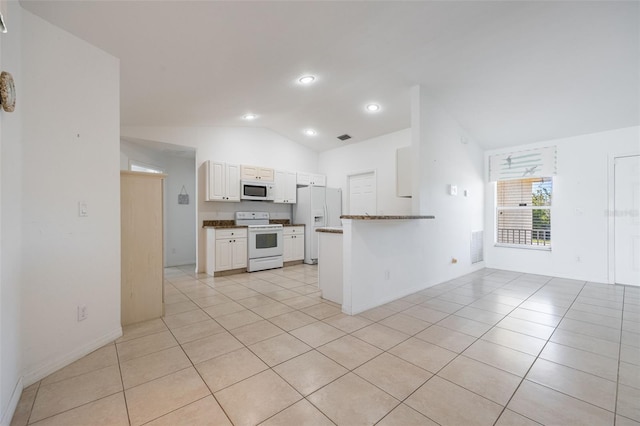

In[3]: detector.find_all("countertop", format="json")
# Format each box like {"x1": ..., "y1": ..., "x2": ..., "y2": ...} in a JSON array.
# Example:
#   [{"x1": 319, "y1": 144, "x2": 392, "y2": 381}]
[
  {"x1": 340, "y1": 215, "x2": 435, "y2": 220},
  {"x1": 203, "y1": 220, "x2": 304, "y2": 229},
  {"x1": 316, "y1": 227, "x2": 343, "y2": 234}
]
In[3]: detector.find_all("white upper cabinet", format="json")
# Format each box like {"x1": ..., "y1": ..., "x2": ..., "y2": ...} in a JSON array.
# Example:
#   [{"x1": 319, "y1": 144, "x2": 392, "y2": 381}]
[
  {"x1": 206, "y1": 161, "x2": 240, "y2": 202},
  {"x1": 274, "y1": 170, "x2": 297, "y2": 204},
  {"x1": 241, "y1": 165, "x2": 275, "y2": 182},
  {"x1": 296, "y1": 172, "x2": 326, "y2": 187}
]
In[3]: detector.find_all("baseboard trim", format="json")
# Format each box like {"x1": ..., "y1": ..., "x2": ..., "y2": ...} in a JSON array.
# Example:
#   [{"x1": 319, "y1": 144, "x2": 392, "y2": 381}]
[
  {"x1": 347, "y1": 281, "x2": 429, "y2": 315},
  {"x1": 0, "y1": 377, "x2": 23, "y2": 426},
  {"x1": 22, "y1": 327, "x2": 122, "y2": 387}
]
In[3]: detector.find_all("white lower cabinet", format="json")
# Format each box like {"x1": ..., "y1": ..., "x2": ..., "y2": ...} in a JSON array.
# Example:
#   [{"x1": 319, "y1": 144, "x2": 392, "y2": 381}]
[
  {"x1": 207, "y1": 228, "x2": 247, "y2": 274},
  {"x1": 283, "y1": 226, "x2": 305, "y2": 262}
]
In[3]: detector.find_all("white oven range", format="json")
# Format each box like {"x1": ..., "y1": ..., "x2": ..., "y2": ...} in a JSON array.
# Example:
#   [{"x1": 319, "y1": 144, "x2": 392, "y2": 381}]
[{"x1": 235, "y1": 212, "x2": 283, "y2": 272}]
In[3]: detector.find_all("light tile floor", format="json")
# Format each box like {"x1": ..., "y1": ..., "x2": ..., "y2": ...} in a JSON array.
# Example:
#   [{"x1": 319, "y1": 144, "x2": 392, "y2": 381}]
[{"x1": 11, "y1": 265, "x2": 640, "y2": 425}]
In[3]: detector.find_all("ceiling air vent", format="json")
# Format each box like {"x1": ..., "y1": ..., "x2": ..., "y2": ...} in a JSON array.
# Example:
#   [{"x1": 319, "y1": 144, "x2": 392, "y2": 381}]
[{"x1": 337, "y1": 134, "x2": 351, "y2": 141}]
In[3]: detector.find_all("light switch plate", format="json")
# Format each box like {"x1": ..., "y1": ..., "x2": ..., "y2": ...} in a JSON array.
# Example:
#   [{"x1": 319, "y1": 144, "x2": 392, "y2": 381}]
[
  {"x1": 449, "y1": 185, "x2": 458, "y2": 196},
  {"x1": 78, "y1": 201, "x2": 88, "y2": 217}
]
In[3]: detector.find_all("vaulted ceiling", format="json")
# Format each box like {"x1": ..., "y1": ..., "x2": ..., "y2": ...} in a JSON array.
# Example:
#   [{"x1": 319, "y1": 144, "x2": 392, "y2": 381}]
[{"x1": 21, "y1": 1, "x2": 639, "y2": 151}]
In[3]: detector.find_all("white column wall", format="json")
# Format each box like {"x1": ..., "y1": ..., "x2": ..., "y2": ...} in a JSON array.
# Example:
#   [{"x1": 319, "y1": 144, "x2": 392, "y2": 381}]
[
  {"x1": 21, "y1": 9, "x2": 121, "y2": 386},
  {"x1": 411, "y1": 86, "x2": 486, "y2": 286},
  {"x1": 0, "y1": 2, "x2": 24, "y2": 423}
]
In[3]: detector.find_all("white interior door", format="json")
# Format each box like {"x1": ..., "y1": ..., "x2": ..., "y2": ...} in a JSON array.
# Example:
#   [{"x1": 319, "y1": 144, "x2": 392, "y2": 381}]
[
  {"x1": 348, "y1": 171, "x2": 376, "y2": 215},
  {"x1": 615, "y1": 155, "x2": 640, "y2": 286}
]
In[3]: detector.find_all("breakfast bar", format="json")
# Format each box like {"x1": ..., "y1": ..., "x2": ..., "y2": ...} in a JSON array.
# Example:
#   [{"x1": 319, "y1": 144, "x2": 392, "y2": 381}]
[{"x1": 317, "y1": 214, "x2": 435, "y2": 315}]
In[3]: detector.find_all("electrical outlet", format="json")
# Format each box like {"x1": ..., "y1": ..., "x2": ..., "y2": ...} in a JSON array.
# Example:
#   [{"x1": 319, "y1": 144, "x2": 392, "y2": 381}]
[
  {"x1": 77, "y1": 305, "x2": 87, "y2": 321},
  {"x1": 384, "y1": 270, "x2": 390, "y2": 280}
]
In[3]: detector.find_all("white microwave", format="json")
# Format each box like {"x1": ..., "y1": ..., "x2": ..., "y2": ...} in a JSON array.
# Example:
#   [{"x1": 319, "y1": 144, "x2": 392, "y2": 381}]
[{"x1": 240, "y1": 180, "x2": 275, "y2": 201}]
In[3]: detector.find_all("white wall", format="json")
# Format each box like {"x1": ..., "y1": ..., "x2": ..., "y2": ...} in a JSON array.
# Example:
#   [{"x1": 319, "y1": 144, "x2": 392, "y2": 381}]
[
  {"x1": 120, "y1": 140, "x2": 168, "y2": 172},
  {"x1": 121, "y1": 126, "x2": 319, "y2": 272},
  {"x1": 21, "y1": 9, "x2": 121, "y2": 386},
  {"x1": 0, "y1": 2, "x2": 23, "y2": 423},
  {"x1": 484, "y1": 126, "x2": 640, "y2": 283},
  {"x1": 120, "y1": 141, "x2": 197, "y2": 267},
  {"x1": 318, "y1": 128, "x2": 412, "y2": 215},
  {"x1": 164, "y1": 155, "x2": 197, "y2": 267},
  {"x1": 411, "y1": 86, "x2": 486, "y2": 286}
]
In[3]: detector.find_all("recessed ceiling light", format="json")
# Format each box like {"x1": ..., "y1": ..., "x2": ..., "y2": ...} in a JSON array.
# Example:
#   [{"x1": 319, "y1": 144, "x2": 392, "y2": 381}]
[
  {"x1": 366, "y1": 104, "x2": 381, "y2": 112},
  {"x1": 298, "y1": 75, "x2": 316, "y2": 85},
  {"x1": 304, "y1": 129, "x2": 317, "y2": 136},
  {"x1": 242, "y1": 113, "x2": 257, "y2": 120}
]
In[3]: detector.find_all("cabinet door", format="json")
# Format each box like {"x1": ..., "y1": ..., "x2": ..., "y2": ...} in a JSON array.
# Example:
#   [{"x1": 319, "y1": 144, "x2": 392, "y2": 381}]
[
  {"x1": 232, "y1": 238, "x2": 248, "y2": 269},
  {"x1": 274, "y1": 170, "x2": 297, "y2": 203},
  {"x1": 283, "y1": 235, "x2": 294, "y2": 262},
  {"x1": 258, "y1": 167, "x2": 275, "y2": 182},
  {"x1": 240, "y1": 165, "x2": 259, "y2": 181},
  {"x1": 284, "y1": 171, "x2": 297, "y2": 203},
  {"x1": 225, "y1": 163, "x2": 241, "y2": 201},
  {"x1": 207, "y1": 161, "x2": 226, "y2": 201},
  {"x1": 311, "y1": 174, "x2": 326, "y2": 187},
  {"x1": 292, "y1": 235, "x2": 305, "y2": 261},
  {"x1": 273, "y1": 170, "x2": 287, "y2": 203},
  {"x1": 215, "y1": 239, "x2": 233, "y2": 271},
  {"x1": 296, "y1": 172, "x2": 311, "y2": 186}
]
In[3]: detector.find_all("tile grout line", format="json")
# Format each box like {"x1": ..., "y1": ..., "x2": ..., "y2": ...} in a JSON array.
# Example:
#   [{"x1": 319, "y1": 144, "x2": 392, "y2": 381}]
[
  {"x1": 113, "y1": 341, "x2": 133, "y2": 426},
  {"x1": 379, "y1": 271, "x2": 528, "y2": 422},
  {"x1": 350, "y1": 270, "x2": 530, "y2": 424},
  {"x1": 163, "y1": 274, "x2": 253, "y2": 425},
  {"x1": 613, "y1": 284, "x2": 627, "y2": 425},
  {"x1": 489, "y1": 279, "x2": 630, "y2": 425},
  {"x1": 487, "y1": 277, "x2": 580, "y2": 425},
  {"x1": 23, "y1": 380, "x2": 40, "y2": 426},
  {"x1": 21, "y1": 266, "x2": 631, "y2": 425},
  {"x1": 387, "y1": 271, "x2": 528, "y2": 424},
  {"x1": 156, "y1": 269, "x2": 575, "y2": 424},
  {"x1": 165, "y1": 265, "x2": 331, "y2": 425}
]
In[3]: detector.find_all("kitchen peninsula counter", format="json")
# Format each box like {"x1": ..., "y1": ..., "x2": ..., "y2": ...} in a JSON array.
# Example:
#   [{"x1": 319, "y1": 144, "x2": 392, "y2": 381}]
[
  {"x1": 339, "y1": 214, "x2": 436, "y2": 315},
  {"x1": 316, "y1": 227, "x2": 343, "y2": 234},
  {"x1": 340, "y1": 215, "x2": 435, "y2": 220}
]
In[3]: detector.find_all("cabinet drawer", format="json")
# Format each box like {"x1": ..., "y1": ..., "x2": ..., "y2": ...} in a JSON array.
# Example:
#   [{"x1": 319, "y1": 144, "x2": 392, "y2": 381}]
[
  {"x1": 215, "y1": 228, "x2": 247, "y2": 239},
  {"x1": 284, "y1": 226, "x2": 304, "y2": 236}
]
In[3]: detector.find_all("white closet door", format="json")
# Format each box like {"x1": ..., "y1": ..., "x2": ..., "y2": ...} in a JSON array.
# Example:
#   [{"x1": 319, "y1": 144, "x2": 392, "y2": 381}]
[
  {"x1": 615, "y1": 155, "x2": 640, "y2": 286},
  {"x1": 348, "y1": 171, "x2": 376, "y2": 215}
]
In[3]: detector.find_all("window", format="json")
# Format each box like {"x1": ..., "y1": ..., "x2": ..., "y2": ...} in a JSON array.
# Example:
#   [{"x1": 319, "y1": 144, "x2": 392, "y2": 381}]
[
  {"x1": 129, "y1": 160, "x2": 163, "y2": 174},
  {"x1": 496, "y1": 177, "x2": 552, "y2": 248}
]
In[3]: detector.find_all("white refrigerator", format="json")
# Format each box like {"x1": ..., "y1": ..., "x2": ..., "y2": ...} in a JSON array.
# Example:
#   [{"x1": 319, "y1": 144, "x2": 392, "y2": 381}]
[{"x1": 293, "y1": 186, "x2": 342, "y2": 264}]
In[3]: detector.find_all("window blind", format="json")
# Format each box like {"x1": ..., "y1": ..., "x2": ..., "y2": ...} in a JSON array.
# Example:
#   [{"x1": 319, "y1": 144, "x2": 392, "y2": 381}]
[{"x1": 489, "y1": 146, "x2": 556, "y2": 182}]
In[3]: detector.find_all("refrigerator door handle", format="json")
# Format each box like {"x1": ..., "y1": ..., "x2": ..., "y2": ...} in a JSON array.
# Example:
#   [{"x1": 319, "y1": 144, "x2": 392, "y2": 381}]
[{"x1": 324, "y1": 205, "x2": 328, "y2": 227}]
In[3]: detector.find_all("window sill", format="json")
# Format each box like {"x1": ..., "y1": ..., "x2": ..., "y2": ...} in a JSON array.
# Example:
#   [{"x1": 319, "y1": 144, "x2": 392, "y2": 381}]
[{"x1": 494, "y1": 243, "x2": 551, "y2": 252}]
